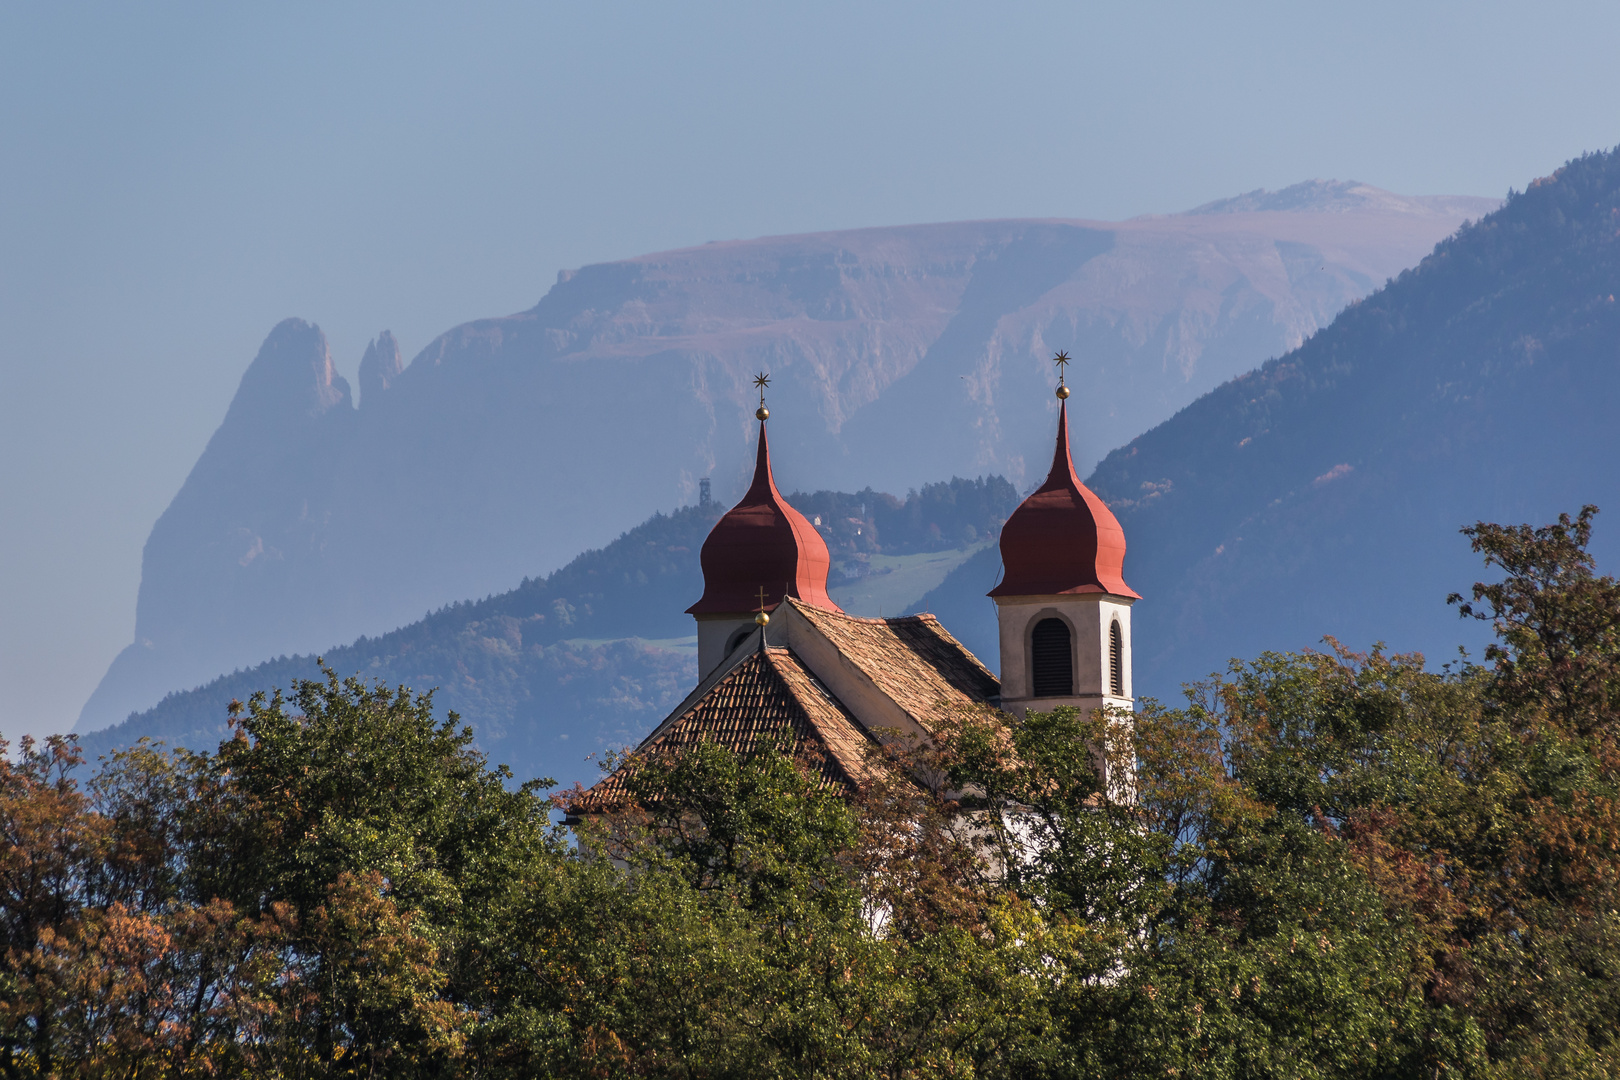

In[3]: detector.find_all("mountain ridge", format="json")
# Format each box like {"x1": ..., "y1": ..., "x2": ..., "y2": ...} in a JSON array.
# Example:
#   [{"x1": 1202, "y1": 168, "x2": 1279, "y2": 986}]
[
  {"x1": 78, "y1": 181, "x2": 1491, "y2": 733},
  {"x1": 1186, "y1": 178, "x2": 1494, "y2": 218},
  {"x1": 78, "y1": 478, "x2": 1020, "y2": 785},
  {"x1": 918, "y1": 150, "x2": 1620, "y2": 694}
]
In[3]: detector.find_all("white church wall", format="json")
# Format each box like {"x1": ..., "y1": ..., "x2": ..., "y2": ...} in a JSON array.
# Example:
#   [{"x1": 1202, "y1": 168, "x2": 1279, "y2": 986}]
[{"x1": 993, "y1": 593, "x2": 1135, "y2": 716}]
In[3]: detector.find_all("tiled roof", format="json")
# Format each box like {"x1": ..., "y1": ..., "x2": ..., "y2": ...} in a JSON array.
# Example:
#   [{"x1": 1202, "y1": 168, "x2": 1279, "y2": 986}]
[
  {"x1": 569, "y1": 646, "x2": 878, "y2": 814},
  {"x1": 786, "y1": 600, "x2": 1001, "y2": 730}
]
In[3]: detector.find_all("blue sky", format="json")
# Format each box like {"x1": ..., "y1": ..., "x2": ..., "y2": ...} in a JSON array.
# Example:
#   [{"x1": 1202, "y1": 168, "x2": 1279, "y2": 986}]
[{"x1": 3, "y1": 0, "x2": 1618, "y2": 736}]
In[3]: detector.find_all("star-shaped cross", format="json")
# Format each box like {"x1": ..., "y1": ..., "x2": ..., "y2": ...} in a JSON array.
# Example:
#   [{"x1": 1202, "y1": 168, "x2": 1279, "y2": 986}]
[
  {"x1": 1053, "y1": 350, "x2": 1071, "y2": 378},
  {"x1": 753, "y1": 372, "x2": 771, "y2": 392}
]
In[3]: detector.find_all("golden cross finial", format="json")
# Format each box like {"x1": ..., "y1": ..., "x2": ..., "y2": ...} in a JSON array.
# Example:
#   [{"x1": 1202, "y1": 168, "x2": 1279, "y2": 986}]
[
  {"x1": 754, "y1": 372, "x2": 771, "y2": 420},
  {"x1": 754, "y1": 585, "x2": 771, "y2": 627},
  {"x1": 1052, "y1": 350, "x2": 1072, "y2": 400}
]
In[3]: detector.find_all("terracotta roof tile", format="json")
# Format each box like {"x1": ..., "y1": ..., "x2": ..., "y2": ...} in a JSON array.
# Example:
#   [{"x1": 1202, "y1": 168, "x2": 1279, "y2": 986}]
[
  {"x1": 570, "y1": 646, "x2": 878, "y2": 814},
  {"x1": 787, "y1": 600, "x2": 1001, "y2": 731}
]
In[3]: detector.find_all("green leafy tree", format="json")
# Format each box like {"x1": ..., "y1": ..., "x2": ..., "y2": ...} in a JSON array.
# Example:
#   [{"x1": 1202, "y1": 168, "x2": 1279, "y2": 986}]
[{"x1": 9, "y1": 508, "x2": 1620, "y2": 1078}]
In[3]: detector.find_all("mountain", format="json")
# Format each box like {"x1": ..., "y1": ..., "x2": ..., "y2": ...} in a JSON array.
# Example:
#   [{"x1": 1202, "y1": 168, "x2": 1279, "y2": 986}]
[
  {"x1": 78, "y1": 182, "x2": 1492, "y2": 733},
  {"x1": 1187, "y1": 178, "x2": 1492, "y2": 218},
  {"x1": 79, "y1": 478, "x2": 1019, "y2": 785},
  {"x1": 87, "y1": 320, "x2": 359, "y2": 730},
  {"x1": 918, "y1": 150, "x2": 1620, "y2": 699}
]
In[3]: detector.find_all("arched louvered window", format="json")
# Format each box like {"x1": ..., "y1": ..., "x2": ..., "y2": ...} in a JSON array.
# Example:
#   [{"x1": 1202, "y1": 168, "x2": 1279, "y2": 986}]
[
  {"x1": 725, "y1": 626, "x2": 754, "y2": 656},
  {"x1": 1109, "y1": 620, "x2": 1124, "y2": 697},
  {"x1": 1031, "y1": 618, "x2": 1073, "y2": 697}
]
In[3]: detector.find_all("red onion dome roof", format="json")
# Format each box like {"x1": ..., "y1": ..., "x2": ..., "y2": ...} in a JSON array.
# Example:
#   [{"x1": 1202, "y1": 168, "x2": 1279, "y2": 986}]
[
  {"x1": 989, "y1": 400, "x2": 1139, "y2": 600},
  {"x1": 687, "y1": 421, "x2": 842, "y2": 616}
]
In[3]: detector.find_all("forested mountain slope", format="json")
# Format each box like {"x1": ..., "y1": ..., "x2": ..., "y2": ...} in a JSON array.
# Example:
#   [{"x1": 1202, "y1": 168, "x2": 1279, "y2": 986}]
[
  {"x1": 920, "y1": 150, "x2": 1620, "y2": 699},
  {"x1": 79, "y1": 183, "x2": 1487, "y2": 733},
  {"x1": 89, "y1": 147, "x2": 1620, "y2": 780},
  {"x1": 82, "y1": 479, "x2": 1017, "y2": 785}
]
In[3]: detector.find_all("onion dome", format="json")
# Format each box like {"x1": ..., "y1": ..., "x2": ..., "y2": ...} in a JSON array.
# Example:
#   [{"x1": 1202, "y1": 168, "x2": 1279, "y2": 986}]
[
  {"x1": 687, "y1": 421, "x2": 841, "y2": 615},
  {"x1": 989, "y1": 400, "x2": 1139, "y2": 599}
]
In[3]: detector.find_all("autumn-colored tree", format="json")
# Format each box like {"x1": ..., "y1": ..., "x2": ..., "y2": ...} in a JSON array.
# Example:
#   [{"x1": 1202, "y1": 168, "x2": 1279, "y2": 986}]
[
  {"x1": 1, "y1": 734, "x2": 106, "y2": 1076},
  {"x1": 7, "y1": 508, "x2": 1620, "y2": 1078},
  {"x1": 0, "y1": 670, "x2": 544, "y2": 1078},
  {"x1": 0, "y1": 736, "x2": 287, "y2": 1077}
]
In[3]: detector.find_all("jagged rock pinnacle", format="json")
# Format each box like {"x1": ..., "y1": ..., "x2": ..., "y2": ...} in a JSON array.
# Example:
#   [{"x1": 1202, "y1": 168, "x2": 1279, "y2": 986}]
[{"x1": 359, "y1": 330, "x2": 404, "y2": 405}]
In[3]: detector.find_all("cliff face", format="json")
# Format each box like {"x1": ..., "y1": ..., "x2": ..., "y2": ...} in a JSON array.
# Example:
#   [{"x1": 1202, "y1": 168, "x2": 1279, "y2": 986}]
[
  {"x1": 81, "y1": 320, "x2": 355, "y2": 728},
  {"x1": 78, "y1": 185, "x2": 1490, "y2": 731},
  {"x1": 357, "y1": 330, "x2": 403, "y2": 403}
]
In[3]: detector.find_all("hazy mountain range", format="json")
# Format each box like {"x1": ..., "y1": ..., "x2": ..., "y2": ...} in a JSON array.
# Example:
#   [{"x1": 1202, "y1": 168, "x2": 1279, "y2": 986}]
[
  {"x1": 92, "y1": 136, "x2": 1620, "y2": 789},
  {"x1": 77, "y1": 481, "x2": 1023, "y2": 783},
  {"x1": 78, "y1": 180, "x2": 1493, "y2": 734},
  {"x1": 921, "y1": 152, "x2": 1620, "y2": 695},
  {"x1": 89, "y1": 152, "x2": 1620, "y2": 791}
]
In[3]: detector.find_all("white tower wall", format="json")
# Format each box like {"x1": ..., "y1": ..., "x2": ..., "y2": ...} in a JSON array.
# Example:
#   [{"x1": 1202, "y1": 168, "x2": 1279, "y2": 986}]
[
  {"x1": 695, "y1": 614, "x2": 765, "y2": 680},
  {"x1": 993, "y1": 593, "x2": 1134, "y2": 717}
]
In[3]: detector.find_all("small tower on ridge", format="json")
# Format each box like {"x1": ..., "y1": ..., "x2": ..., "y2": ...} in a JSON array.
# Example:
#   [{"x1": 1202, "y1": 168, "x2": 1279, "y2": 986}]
[
  {"x1": 686, "y1": 374, "x2": 841, "y2": 678},
  {"x1": 989, "y1": 353, "x2": 1139, "y2": 717}
]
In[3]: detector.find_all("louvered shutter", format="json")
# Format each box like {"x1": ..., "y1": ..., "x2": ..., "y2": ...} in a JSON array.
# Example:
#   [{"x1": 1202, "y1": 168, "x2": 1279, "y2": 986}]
[
  {"x1": 1031, "y1": 618, "x2": 1073, "y2": 697},
  {"x1": 1109, "y1": 621, "x2": 1123, "y2": 696}
]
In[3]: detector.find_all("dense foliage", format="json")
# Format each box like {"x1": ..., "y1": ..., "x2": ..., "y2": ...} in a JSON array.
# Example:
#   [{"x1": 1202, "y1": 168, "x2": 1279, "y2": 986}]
[{"x1": 9, "y1": 505, "x2": 1620, "y2": 1077}]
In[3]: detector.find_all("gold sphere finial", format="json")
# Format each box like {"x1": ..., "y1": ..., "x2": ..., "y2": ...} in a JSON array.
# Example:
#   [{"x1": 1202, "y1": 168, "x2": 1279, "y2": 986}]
[
  {"x1": 755, "y1": 609, "x2": 770, "y2": 626},
  {"x1": 753, "y1": 372, "x2": 771, "y2": 422},
  {"x1": 1052, "y1": 350, "x2": 1072, "y2": 400},
  {"x1": 1056, "y1": 384, "x2": 1070, "y2": 399}
]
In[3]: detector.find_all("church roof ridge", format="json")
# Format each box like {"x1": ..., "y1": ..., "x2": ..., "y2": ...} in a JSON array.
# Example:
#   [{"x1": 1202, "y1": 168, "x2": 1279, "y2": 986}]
[
  {"x1": 780, "y1": 599, "x2": 947, "y2": 628},
  {"x1": 785, "y1": 598, "x2": 1000, "y2": 728}
]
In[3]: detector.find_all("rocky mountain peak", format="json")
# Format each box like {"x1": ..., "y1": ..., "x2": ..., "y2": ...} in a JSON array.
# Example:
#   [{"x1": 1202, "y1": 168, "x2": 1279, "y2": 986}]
[
  {"x1": 221, "y1": 318, "x2": 352, "y2": 430},
  {"x1": 76, "y1": 188, "x2": 1490, "y2": 735},
  {"x1": 358, "y1": 330, "x2": 404, "y2": 405},
  {"x1": 1186, "y1": 179, "x2": 1498, "y2": 219}
]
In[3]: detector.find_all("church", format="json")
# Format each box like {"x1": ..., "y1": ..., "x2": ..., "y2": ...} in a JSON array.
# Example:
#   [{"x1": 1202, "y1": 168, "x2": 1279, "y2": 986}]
[{"x1": 571, "y1": 361, "x2": 1138, "y2": 814}]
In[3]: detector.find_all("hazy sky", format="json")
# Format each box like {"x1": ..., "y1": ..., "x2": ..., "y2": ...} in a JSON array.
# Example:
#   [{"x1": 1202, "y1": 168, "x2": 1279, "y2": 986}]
[{"x1": 3, "y1": 0, "x2": 1618, "y2": 738}]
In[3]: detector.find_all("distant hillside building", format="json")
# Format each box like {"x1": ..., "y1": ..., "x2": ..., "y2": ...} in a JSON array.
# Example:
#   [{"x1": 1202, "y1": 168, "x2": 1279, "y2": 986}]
[{"x1": 571, "y1": 389, "x2": 1137, "y2": 814}]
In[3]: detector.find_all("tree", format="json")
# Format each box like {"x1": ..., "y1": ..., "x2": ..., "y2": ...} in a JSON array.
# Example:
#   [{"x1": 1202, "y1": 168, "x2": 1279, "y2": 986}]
[{"x1": 7, "y1": 508, "x2": 1620, "y2": 1077}]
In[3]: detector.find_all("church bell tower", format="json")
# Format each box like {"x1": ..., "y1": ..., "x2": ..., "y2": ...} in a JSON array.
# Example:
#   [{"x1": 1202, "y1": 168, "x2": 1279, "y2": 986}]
[{"x1": 989, "y1": 355, "x2": 1139, "y2": 718}]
